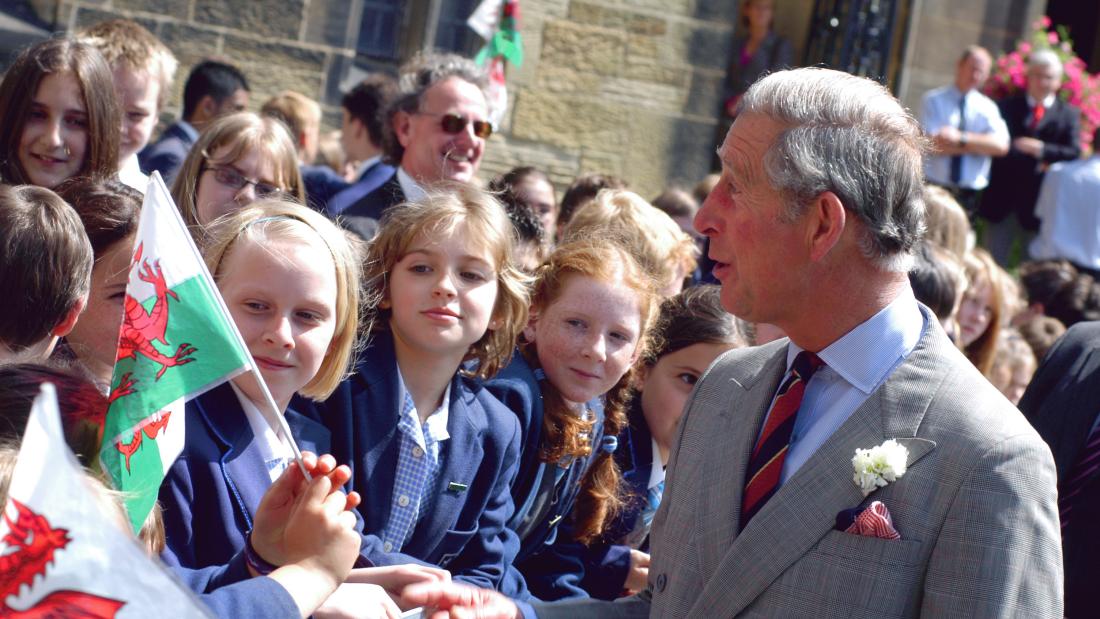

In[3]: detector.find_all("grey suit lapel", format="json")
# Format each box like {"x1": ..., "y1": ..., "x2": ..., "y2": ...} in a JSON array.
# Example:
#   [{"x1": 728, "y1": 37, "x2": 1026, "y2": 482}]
[
  {"x1": 694, "y1": 342, "x2": 788, "y2": 579},
  {"x1": 690, "y1": 313, "x2": 946, "y2": 617}
]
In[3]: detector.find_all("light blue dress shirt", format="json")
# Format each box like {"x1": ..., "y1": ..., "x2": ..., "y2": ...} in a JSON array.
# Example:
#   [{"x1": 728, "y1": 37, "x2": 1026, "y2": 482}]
[
  {"x1": 920, "y1": 85, "x2": 1008, "y2": 190},
  {"x1": 774, "y1": 289, "x2": 927, "y2": 485}
]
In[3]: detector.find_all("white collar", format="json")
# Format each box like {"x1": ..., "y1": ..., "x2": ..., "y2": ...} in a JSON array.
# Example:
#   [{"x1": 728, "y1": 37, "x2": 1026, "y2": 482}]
[{"x1": 397, "y1": 167, "x2": 428, "y2": 203}]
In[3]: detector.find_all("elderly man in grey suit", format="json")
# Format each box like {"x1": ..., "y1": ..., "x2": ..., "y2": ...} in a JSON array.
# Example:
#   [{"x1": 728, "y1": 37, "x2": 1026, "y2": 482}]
[{"x1": 404, "y1": 67, "x2": 1063, "y2": 618}]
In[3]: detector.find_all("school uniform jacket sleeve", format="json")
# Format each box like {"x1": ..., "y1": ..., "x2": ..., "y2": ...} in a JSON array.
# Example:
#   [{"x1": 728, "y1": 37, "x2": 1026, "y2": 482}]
[{"x1": 172, "y1": 558, "x2": 300, "y2": 618}]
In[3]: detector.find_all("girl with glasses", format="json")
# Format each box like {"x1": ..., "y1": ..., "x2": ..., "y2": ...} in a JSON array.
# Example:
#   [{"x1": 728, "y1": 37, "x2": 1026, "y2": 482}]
[{"x1": 171, "y1": 112, "x2": 305, "y2": 231}]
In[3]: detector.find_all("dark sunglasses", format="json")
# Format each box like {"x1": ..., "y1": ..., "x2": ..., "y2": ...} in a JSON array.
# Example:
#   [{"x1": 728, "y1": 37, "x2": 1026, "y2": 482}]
[
  {"x1": 203, "y1": 164, "x2": 284, "y2": 198},
  {"x1": 417, "y1": 112, "x2": 493, "y2": 139}
]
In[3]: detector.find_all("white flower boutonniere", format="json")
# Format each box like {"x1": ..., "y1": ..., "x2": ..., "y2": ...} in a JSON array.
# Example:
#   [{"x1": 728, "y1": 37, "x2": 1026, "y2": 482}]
[{"x1": 852, "y1": 439, "x2": 909, "y2": 496}]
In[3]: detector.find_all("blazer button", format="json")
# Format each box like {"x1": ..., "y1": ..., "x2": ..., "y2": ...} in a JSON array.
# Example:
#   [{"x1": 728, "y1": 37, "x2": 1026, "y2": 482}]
[{"x1": 655, "y1": 573, "x2": 667, "y2": 592}]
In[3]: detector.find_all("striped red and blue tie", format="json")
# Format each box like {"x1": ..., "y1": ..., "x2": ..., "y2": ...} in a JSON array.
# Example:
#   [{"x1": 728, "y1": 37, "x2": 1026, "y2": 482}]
[{"x1": 741, "y1": 351, "x2": 825, "y2": 528}]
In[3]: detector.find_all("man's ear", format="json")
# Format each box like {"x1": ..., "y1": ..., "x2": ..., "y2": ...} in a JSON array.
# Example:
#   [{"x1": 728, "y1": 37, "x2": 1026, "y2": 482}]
[
  {"x1": 51, "y1": 295, "x2": 87, "y2": 338},
  {"x1": 807, "y1": 191, "x2": 846, "y2": 262},
  {"x1": 194, "y1": 95, "x2": 218, "y2": 123},
  {"x1": 393, "y1": 110, "x2": 413, "y2": 149}
]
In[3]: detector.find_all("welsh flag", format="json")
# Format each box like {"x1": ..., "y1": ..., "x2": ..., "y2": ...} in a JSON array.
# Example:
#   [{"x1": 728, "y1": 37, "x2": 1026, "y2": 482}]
[
  {"x1": 1, "y1": 383, "x2": 212, "y2": 618},
  {"x1": 100, "y1": 172, "x2": 251, "y2": 532},
  {"x1": 468, "y1": 0, "x2": 523, "y2": 127}
]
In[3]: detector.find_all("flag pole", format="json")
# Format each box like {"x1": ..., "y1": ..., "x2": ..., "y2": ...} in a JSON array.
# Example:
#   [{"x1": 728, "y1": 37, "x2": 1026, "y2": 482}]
[{"x1": 148, "y1": 172, "x2": 312, "y2": 480}]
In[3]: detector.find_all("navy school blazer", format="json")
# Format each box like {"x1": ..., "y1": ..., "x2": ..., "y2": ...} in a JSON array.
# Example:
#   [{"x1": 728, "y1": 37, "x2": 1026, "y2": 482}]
[
  {"x1": 295, "y1": 329, "x2": 523, "y2": 591},
  {"x1": 158, "y1": 382, "x2": 332, "y2": 571},
  {"x1": 174, "y1": 556, "x2": 298, "y2": 617},
  {"x1": 482, "y1": 352, "x2": 608, "y2": 601}
]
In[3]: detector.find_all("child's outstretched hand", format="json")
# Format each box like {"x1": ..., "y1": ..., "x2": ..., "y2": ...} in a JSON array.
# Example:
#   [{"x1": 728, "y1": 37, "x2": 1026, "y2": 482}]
[
  {"x1": 252, "y1": 451, "x2": 361, "y2": 566},
  {"x1": 400, "y1": 582, "x2": 520, "y2": 619}
]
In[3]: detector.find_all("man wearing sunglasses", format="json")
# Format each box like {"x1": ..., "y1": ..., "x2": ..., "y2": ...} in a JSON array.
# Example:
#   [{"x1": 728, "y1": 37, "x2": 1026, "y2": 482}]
[{"x1": 339, "y1": 52, "x2": 492, "y2": 239}]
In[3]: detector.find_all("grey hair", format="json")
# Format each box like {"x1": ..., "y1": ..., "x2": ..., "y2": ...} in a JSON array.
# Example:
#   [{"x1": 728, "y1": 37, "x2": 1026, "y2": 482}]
[
  {"x1": 739, "y1": 67, "x2": 927, "y2": 272},
  {"x1": 381, "y1": 51, "x2": 489, "y2": 165},
  {"x1": 1028, "y1": 49, "x2": 1063, "y2": 74}
]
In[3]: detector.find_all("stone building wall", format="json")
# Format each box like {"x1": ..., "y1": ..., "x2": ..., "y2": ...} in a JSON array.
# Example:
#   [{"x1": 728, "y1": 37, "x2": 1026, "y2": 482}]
[
  {"x1": 33, "y1": 0, "x2": 361, "y2": 128},
  {"x1": 21, "y1": 0, "x2": 1041, "y2": 198},
  {"x1": 28, "y1": 0, "x2": 741, "y2": 198},
  {"x1": 897, "y1": 0, "x2": 1044, "y2": 112},
  {"x1": 479, "y1": 0, "x2": 741, "y2": 197}
]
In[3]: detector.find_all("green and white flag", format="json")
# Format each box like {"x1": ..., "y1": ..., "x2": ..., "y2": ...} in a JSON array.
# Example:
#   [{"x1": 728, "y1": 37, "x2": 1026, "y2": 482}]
[
  {"x1": 1, "y1": 383, "x2": 212, "y2": 618},
  {"x1": 100, "y1": 172, "x2": 252, "y2": 532}
]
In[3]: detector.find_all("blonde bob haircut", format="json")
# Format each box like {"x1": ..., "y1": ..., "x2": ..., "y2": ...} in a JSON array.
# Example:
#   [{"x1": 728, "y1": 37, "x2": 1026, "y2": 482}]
[
  {"x1": 365, "y1": 182, "x2": 530, "y2": 379},
  {"x1": 563, "y1": 188, "x2": 699, "y2": 295},
  {"x1": 201, "y1": 198, "x2": 363, "y2": 400},
  {"x1": 171, "y1": 112, "x2": 305, "y2": 229}
]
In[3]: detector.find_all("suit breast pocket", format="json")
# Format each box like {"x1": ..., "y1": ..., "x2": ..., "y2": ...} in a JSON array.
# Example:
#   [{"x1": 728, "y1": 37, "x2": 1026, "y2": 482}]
[
  {"x1": 437, "y1": 525, "x2": 478, "y2": 567},
  {"x1": 814, "y1": 529, "x2": 923, "y2": 566}
]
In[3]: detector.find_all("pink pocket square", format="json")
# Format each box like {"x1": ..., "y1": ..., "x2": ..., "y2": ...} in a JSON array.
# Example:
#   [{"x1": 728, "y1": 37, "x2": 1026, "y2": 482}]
[{"x1": 843, "y1": 500, "x2": 901, "y2": 540}]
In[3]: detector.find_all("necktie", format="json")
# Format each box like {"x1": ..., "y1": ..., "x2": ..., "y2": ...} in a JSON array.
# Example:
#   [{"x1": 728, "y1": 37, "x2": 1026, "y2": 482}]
[
  {"x1": 950, "y1": 93, "x2": 967, "y2": 185},
  {"x1": 741, "y1": 351, "x2": 825, "y2": 528},
  {"x1": 1030, "y1": 103, "x2": 1046, "y2": 131},
  {"x1": 1057, "y1": 416, "x2": 1100, "y2": 532}
]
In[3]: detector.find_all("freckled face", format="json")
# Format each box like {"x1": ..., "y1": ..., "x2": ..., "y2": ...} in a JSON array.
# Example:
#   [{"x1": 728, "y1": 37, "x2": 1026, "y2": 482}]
[{"x1": 525, "y1": 274, "x2": 643, "y2": 408}]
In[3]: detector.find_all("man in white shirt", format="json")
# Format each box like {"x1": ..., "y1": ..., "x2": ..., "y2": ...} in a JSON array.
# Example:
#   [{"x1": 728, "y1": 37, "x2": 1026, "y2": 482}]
[
  {"x1": 1029, "y1": 126, "x2": 1100, "y2": 277},
  {"x1": 920, "y1": 46, "x2": 1009, "y2": 215}
]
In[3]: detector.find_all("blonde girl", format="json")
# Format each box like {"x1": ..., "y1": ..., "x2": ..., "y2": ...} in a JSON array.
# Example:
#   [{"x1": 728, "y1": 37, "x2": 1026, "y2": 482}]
[
  {"x1": 171, "y1": 112, "x2": 305, "y2": 231},
  {"x1": 159, "y1": 198, "x2": 361, "y2": 571}
]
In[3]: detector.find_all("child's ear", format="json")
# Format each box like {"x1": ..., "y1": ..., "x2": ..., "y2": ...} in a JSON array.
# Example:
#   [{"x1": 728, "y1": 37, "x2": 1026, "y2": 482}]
[
  {"x1": 633, "y1": 364, "x2": 651, "y2": 392},
  {"x1": 379, "y1": 297, "x2": 391, "y2": 310},
  {"x1": 51, "y1": 295, "x2": 87, "y2": 338},
  {"x1": 521, "y1": 310, "x2": 538, "y2": 343},
  {"x1": 488, "y1": 317, "x2": 502, "y2": 331}
]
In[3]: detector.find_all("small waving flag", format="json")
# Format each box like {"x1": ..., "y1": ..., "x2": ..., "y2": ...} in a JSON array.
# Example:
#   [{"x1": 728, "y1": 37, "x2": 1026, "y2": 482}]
[
  {"x1": 1, "y1": 383, "x2": 211, "y2": 617},
  {"x1": 99, "y1": 172, "x2": 251, "y2": 532},
  {"x1": 468, "y1": 0, "x2": 523, "y2": 127}
]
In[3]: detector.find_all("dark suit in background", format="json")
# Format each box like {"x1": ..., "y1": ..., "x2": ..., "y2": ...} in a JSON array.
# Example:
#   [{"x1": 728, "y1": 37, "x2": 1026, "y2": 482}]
[
  {"x1": 300, "y1": 164, "x2": 350, "y2": 212},
  {"x1": 139, "y1": 120, "x2": 199, "y2": 185},
  {"x1": 325, "y1": 160, "x2": 396, "y2": 216},
  {"x1": 1019, "y1": 321, "x2": 1100, "y2": 619},
  {"x1": 336, "y1": 171, "x2": 405, "y2": 240},
  {"x1": 979, "y1": 95, "x2": 1080, "y2": 231}
]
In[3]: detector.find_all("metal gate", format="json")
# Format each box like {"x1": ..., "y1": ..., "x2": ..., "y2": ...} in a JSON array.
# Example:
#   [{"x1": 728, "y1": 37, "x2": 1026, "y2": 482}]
[{"x1": 803, "y1": 0, "x2": 911, "y2": 88}]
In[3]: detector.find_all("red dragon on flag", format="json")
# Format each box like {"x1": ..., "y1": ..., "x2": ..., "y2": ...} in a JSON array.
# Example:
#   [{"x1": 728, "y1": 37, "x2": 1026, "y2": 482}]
[
  {"x1": 0, "y1": 499, "x2": 124, "y2": 618},
  {"x1": 114, "y1": 243, "x2": 197, "y2": 382}
]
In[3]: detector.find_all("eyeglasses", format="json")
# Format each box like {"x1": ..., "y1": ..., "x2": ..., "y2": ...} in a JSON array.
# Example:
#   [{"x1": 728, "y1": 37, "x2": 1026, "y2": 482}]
[
  {"x1": 202, "y1": 164, "x2": 284, "y2": 198},
  {"x1": 416, "y1": 112, "x2": 493, "y2": 139}
]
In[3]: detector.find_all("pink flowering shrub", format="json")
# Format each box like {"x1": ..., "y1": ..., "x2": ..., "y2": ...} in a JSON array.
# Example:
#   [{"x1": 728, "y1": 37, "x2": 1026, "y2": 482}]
[{"x1": 985, "y1": 15, "x2": 1100, "y2": 153}]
